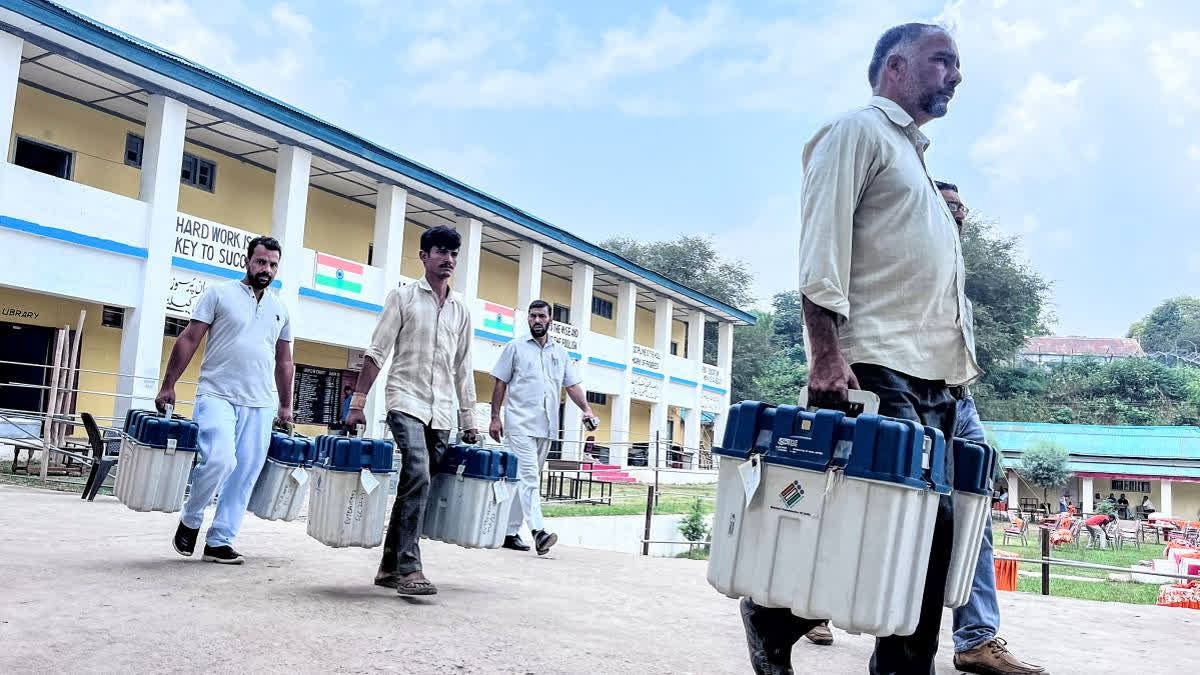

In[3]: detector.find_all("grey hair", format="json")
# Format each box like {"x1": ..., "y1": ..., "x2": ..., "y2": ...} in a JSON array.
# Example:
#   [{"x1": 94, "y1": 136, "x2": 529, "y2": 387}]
[{"x1": 868, "y1": 23, "x2": 945, "y2": 87}]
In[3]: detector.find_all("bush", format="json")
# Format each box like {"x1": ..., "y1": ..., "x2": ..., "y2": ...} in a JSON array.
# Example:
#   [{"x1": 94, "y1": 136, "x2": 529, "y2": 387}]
[
  {"x1": 1019, "y1": 442, "x2": 1073, "y2": 505},
  {"x1": 678, "y1": 498, "x2": 710, "y2": 543}
]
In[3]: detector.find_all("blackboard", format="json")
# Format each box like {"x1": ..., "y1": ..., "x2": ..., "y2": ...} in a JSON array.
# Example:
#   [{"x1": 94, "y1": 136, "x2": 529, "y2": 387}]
[{"x1": 293, "y1": 364, "x2": 342, "y2": 425}]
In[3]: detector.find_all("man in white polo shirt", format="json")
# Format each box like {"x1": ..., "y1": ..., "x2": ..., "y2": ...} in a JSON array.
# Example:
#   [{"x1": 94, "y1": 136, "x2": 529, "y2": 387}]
[
  {"x1": 156, "y1": 235, "x2": 294, "y2": 565},
  {"x1": 489, "y1": 300, "x2": 598, "y2": 555}
]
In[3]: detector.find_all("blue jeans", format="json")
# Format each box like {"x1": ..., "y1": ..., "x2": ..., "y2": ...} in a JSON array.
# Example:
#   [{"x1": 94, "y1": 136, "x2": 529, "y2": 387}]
[
  {"x1": 951, "y1": 396, "x2": 1001, "y2": 652},
  {"x1": 180, "y1": 395, "x2": 274, "y2": 547}
]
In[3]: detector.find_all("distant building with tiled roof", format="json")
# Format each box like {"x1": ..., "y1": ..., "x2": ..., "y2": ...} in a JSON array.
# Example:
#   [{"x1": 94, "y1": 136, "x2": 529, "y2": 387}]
[{"x1": 1020, "y1": 336, "x2": 1144, "y2": 365}]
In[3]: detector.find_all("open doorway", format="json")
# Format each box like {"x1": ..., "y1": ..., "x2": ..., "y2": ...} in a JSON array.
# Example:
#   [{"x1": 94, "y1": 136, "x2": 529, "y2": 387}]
[
  {"x1": 0, "y1": 321, "x2": 55, "y2": 413},
  {"x1": 13, "y1": 137, "x2": 74, "y2": 179}
]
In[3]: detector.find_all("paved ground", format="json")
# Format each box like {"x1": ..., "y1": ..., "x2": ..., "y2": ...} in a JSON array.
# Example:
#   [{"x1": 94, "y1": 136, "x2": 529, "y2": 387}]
[{"x1": 0, "y1": 486, "x2": 1194, "y2": 674}]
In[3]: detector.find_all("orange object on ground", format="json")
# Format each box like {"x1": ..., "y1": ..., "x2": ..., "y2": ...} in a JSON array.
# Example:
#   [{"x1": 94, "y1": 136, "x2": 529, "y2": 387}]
[
  {"x1": 1156, "y1": 581, "x2": 1200, "y2": 610},
  {"x1": 993, "y1": 549, "x2": 1018, "y2": 591}
]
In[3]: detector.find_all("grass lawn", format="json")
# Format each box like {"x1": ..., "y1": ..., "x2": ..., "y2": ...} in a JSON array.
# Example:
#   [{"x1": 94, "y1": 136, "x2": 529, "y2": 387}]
[
  {"x1": 1014, "y1": 575, "x2": 1162, "y2": 605},
  {"x1": 0, "y1": 460, "x2": 100, "y2": 494},
  {"x1": 541, "y1": 482, "x2": 716, "y2": 518}
]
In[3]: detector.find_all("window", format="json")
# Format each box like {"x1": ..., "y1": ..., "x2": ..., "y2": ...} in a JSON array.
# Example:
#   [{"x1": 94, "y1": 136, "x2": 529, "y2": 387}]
[
  {"x1": 126, "y1": 133, "x2": 216, "y2": 191},
  {"x1": 670, "y1": 341, "x2": 679, "y2": 356},
  {"x1": 101, "y1": 306, "x2": 125, "y2": 328},
  {"x1": 591, "y1": 296, "x2": 613, "y2": 320},
  {"x1": 1110, "y1": 480, "x2": 1151, "y2": 493},
  {"x1": 586, "y1": 391, "x2": 608, "y2": 406},
  {"x1": 124, "y1": 133, "x2": 143, "y2": 166},
  {"x1": 552, "y1": 304, "x2": 570, "y2": 324},
  {"x1": 164, "y1": 317, "x2": 189, "y2": 337},
  {"x1": 13, "y1": 137, "x2": 73, "y2": 179}
]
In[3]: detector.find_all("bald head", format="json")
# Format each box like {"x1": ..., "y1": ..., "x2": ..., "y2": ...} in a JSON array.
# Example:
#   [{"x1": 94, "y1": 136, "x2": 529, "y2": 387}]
[{"x1": 868, "y1": 23, "x2": 946, "y2": 87}]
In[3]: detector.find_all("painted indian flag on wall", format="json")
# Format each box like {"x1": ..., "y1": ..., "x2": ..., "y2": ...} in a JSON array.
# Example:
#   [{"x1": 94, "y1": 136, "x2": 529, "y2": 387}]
[
  {"x1": 314, "y1": 253, "x2": 364, "y2": 297},
  {"x1": 482, "y1": 302, "x2": 515, "y2": 335}
]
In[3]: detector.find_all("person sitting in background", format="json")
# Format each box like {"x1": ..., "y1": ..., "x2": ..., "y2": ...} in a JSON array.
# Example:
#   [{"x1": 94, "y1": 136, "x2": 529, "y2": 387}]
[
  {"x1": 1142, "y1": 496, "x2": 1156, "y2": 515},
  {"x1": 1117, "y1": 494, "x2": 1129, "y2": 518},
  {"x1": 1058, "y1": 494, "x2": 1069, "y2": 513}
]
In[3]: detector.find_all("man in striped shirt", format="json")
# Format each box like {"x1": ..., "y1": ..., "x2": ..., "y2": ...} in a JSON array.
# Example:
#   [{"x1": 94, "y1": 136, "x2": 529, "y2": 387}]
[{"x1": 345, "y1": 225, "x2": 479, "y2": 596}]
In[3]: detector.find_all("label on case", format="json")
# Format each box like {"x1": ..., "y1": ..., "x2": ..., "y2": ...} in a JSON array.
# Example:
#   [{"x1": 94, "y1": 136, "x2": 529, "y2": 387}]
[
  {"x1": 359, "y1": 468, "x2": 380, "y2": 494},
  {"x1": 493, "y1": 480, "x2": 511, "y2": 504},
  {"x1": 738, "y1": 456, "x2": 761, "y2": 502},
  {"x1": 290, "y1": 466, "x2": 308, "y2": 488},
  {"x1": 166, "y1": 438, "x2": 177, "y2": 455}
]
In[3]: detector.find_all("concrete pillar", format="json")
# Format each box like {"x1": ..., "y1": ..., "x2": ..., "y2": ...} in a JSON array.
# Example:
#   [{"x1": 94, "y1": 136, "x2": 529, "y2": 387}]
[
  {"x1": 1161, "y1": 479, "x2": 1174, "y2": 518},
  {"x1": 718, "y1": 322, "x2": 734, "y2": 372},
  {"x1": 1083, "y1": 477, "x2": 1094, "y2": 513},
  {"x1": 653, "y1": 297, "x2": 674, "y2": 354},
  {"x1": 650, "y1": 297, "x2": 673, "y2": 467},
  {"x1": 456, "y1": 216, "x2": 483, "y2": 302},
  {"x1": 0, "y1": 32, "x2": 21, "y2": 162},
  {"x1": 116, "y1": 95, "x2": 187, "y2": 415},
  {"x1": 1007, "y1": 471, "x2": 1019, "y2": 509},
  {"x1": 684, "y1": 404, "x2": 701, "y2": 455},
  {"x1": 516, "y1": 241, "x2": 543, "y2": 326},
  {"x1": 270, "y1": 144, "x2": 311, "y2": 309},
  {"x1": 363, "y1": 184, "x2": 407, "y2": 438},
  {"x1": 687, "y1": 310, "x2": 705, "y2": 362},
  {"x1": 610, "y1": 393, "x2": 631, "y2": 468},
  {"x1": 649, "y1": 402, "x2": 668, "y2": 468},
  {"x1": 561, "y1": 262, "x2": 594, "y2": 461}
]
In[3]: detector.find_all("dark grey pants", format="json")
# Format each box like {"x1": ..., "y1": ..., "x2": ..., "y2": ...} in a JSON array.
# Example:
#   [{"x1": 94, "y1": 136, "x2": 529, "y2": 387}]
[
  {"x1": 378, "y1": 411, "x2": 449, "y2": 577},
  {"x1": 743, "y1": 363, "x2": 958, "y2": 675}
]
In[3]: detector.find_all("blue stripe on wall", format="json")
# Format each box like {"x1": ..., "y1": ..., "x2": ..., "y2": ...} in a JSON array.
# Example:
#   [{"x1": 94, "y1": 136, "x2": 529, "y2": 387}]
[
  {"x1": 588, "y1": 357, "x2": 627, "y2": 370},
  {"x1": 632, "y1": 367, "x2": 665, "y2": 380},
  {"x1": 475, "y1": 328, "x2": 514, "y2": 344},
  {"x1": 669, "y1": 376, "x2": 699, "y2": 387},
  {"x1": 298, "y1": 286, "x2": 383, "y2": 312},
  {"x1": 702, "y1": 384, "x2": 727, "y2": 394},
  {"x1": 1, "y1": 214, "x2": 148, "y2": 258}
]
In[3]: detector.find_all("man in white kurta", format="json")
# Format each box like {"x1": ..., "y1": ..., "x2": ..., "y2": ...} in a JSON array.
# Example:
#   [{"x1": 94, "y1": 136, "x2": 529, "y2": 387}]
[{"x1": 490, "y1": 300, "x2": 597, "y2": 555}]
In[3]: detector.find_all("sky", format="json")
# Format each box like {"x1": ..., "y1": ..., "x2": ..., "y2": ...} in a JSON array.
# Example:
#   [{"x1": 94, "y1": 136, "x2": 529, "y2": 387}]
[{"x1": 62, "y1": 0, "x2": 1200, "y2": 337}]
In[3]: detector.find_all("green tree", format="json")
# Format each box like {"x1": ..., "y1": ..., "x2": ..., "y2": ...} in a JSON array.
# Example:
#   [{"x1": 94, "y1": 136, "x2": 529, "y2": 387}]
[
  {"x1": 770, "y1": 291, "x2": 805, "y2": 356},
  {"x1": 730, "y1": 310, "x2": 776, "y2": 403},
  {"x1": 678, "y1": 498, "x2": 710, "y2": 543},
  {"x1": 1133, "y1": 296, "x2": 1200, "y2": 355},
  {"x1": 1018, "y1": 442, "x2": 1073, "y2": 506},
  {"x1": 749, "y1": 346, "x2": 809, "y2": 405},
  {"x1": 961, "y1": 219, "x2": 1052, "y2": 370}
]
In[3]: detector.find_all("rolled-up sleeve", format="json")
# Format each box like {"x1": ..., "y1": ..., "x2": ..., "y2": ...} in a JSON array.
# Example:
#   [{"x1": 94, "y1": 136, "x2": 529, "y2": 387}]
[
  {"x1": 364, "y1": 288, "x2": 403, "y2": 368},
  {"x1": 454, "y1": 306, "x2": 477, "y2": 429},
  {"x1": 797, "y1": 118, "x2": 873, "y2": 319}
]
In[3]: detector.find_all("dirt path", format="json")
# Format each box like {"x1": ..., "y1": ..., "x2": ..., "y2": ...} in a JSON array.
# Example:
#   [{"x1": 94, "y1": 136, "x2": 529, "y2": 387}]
[{"x1": 0, "y1": 486, "x2": 1192, "y2": 673}]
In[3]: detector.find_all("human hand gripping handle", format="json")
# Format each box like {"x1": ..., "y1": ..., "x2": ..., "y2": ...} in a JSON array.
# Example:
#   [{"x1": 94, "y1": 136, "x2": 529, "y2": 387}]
[
  {"x1": 154, "y1": 385, "x2": 175, "y2": 415},
  {"x1": 801, "y1": 295, "x2": 859, "y2": 411}
]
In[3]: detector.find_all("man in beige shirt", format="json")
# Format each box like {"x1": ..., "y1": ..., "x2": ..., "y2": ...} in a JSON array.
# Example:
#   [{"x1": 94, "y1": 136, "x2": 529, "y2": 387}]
[
  {"x1": 345, "y1": 225, "x2": 479, "y2": 596},
  {"x1": 740, "y1": 23, "x2": 978, "y2": 675}
]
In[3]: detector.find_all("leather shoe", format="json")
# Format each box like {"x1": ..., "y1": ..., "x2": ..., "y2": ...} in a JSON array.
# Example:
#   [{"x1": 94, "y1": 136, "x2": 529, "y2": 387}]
[
  {"x1": 502, "y1": 534, "x2": 531, "y2": 551},
  {"x1": 954, "y1": 638, "x2": 1047, "y2": 674},
  {"x1": 804, "y1": 621, "x2": 833, "y2": 646}
]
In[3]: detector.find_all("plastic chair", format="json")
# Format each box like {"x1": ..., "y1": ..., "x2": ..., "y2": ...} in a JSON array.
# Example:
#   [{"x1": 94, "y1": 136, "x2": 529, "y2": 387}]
[
  {"x1": 1113, "y1": 519, "x2": 1141, "y2": 550},
  {"x1": 1002, "y1": 516, "x2": 1028, "y2": 547},
  {"x1": 79, "y1": 412, "x2": 120, "y2": 501}
]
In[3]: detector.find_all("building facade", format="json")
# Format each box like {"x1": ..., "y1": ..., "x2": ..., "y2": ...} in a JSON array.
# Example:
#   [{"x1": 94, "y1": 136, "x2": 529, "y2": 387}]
[
  {"x1": 1020, "y1": 336, "x2": 1144, "y2": 366},
  {"x1": 0, "y1": 2, "x2": 753, "y2": 467},
  {"x1": 990, "y1": 421, "x2": 1200, "y2": 520}
]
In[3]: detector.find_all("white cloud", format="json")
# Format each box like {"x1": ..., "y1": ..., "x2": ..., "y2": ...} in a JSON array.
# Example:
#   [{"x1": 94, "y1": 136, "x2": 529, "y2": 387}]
[
  {"x1": 1189, "y1": 144, "x2": 1200, "y2": 160},
  {"x1": 990, "y1": 19, "x2": 1046, "y2": 50},
  {"x1": 970, "y1": 73, "x2": 1088, "y2": 181},
  {"x1": 1149, "y1": 31, "x2": 1200, "y2": 112},
  {"x1": 407, "y1": 145, "x2": 501, "y2": 188},
  {"x1": 271, "y1": 3, "x2": 313, "y2": 39}
]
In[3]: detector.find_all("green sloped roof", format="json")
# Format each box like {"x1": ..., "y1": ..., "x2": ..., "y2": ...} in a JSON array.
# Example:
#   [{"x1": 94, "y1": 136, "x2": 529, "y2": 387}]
[{"x1": 983, "y1": 421, "x2": 1200, "y2": 461}]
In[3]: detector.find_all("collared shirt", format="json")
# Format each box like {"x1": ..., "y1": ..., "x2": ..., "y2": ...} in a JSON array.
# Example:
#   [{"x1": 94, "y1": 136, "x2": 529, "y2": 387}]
[
  {"x1": 193, "y1": 280, "x2": 292, "y2": 408},
  {"x1": 798, "y1": 95, "x2": 980, "y2": 385},
  {"x1": 491, "y1": 335, "x2": 582, "y2": 439},
  {"x1": 363, "y1": 277, "x2": 476, "y2": 431}
]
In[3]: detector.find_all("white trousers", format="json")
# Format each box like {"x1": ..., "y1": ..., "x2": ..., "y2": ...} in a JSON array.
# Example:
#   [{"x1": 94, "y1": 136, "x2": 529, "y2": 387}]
[{"x1": 506, "y1": 435, "x2": 552, "y2": 536}]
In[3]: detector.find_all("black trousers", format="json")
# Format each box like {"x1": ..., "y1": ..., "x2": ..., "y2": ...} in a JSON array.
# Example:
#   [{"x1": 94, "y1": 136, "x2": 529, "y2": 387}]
[
  {"x1": 743, "y1": 363, "x2": 958, "y2": 675},
  {"x1": 378, "y1": 411, "x2": 449, "y2": 577}
]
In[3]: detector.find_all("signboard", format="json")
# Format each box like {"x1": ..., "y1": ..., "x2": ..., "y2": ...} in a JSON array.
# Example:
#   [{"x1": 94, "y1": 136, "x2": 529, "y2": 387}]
[
  {"x1": 168, "y1": 214, "x2": 261, "y2": 317},
  {"x1": 701, "y1": 388, "x2": 724, "y2": 413},
  {"x1": 293, "y1": 364, "x2": 358, "y2": 426},
  {"x1": 702, "y1": 364, "x2": 724, "y2": 387},
  {"x1": 549, "y1": 321, "x2": 580, "y2": 353},
  {"x1": 347, "y1": 349, "x2": 366, "y2": 371},
  {"x1": 631, "y1": 344, "x2": 663, "y2": 372},
  {"x1": 630, "y1": 372, "x2": 663, "y2": 401}
]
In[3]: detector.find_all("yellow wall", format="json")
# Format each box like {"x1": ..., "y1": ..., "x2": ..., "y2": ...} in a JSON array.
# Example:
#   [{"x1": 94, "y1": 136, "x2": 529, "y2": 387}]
[
  {"x1": 672, "y1": 319, "x2": 687, "y2": 356},
  {"x1": 630, "y1": 401, "x2": 652, "y2": 444},
  {"x1": 540, "y1": 273, "x2": 572, "y2": 316},
  {"x1": 175, "y1": 143, "x2": 272, "y2": 235},
  {"x1": 477, "y1": 250, "x2": 518, "y2": 307},
  {"x1": 591, "y1": 290, "x2": 617, "y2": 338},
  {"x1": 634, "y1": 307, "x2": 655, "y2": 348},
  {"x1": 399, "y1": 221, "x2": 426, "y2": 280},
  {"x1": 11, "y1": 83, "x2": 140, "y2": 199},
  {"x1": 303, "y1": 187, "x2": 375, "y2": 264},
  {"x1": 588, "y1": 395, "x2": 612, "y2": 445},
  {"x1": 1172, "y1": 482, "x2": 1200, "y2": 520}
]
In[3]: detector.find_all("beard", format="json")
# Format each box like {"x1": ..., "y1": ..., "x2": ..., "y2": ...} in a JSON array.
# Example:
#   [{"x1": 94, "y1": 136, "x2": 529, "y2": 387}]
[
  {"x1": 248, "y1": 273, "x2": 272, "y2": 290},
  {"x1": 919, "y1": 89, "x2": 953, "y2": 118},
  {"x1": 530, "y1": 323, "x2": 548, "y2": 338}
]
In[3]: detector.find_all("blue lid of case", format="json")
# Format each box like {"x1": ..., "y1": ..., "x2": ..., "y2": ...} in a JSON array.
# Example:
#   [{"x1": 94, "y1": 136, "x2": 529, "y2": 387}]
[
  {"x1": 435, "y1": 445, "x2": 517, "y2": 480},
  {"x1": 713, "y1": 401, "x2": 770, "y2": 460},
  {"x1": 842, "y1": 414, "x2": 928, "y2": 490},
  {"x1": 268, "y1": 433, "x2": 317, "y2": 466},
  {"x1": 315, "y1": 435, "x2": 394, "y2": 472},
  {"x1": 951, "y1": 439, "x2": 995, "y2": 496},
  {"x1": 761, "y1": 407, "x2": 856, "y2": 473},
  {"x1": 131, "y1": 415, "x2": 198, "y2": 451}
]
